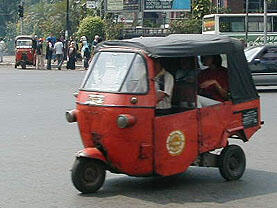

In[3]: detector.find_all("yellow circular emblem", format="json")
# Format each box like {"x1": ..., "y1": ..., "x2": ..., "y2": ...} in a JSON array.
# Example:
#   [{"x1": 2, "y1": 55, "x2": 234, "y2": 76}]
[{"x1": 166, "y1": 130, "x2": 185, "y2": 156}]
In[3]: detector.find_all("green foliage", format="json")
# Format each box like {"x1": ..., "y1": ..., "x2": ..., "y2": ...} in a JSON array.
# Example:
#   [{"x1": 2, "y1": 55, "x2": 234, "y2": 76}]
[
  {"x1": 169, "y1": 18, "x2": 202, "y2": 34},
  {"x1": 77, "y1": 16, "x2": 105, "y2": 41},
  {"x1": 0, "y1": 0, "x2": 18, "y2": 37},
  {"x1": 192, "y1": 0, "x2": 213, "y2": 19},
  {"x1": 192, "y1": 0, "x2": 230, "y2": 19},
  {"x1": 104, "y1": 20, "x2": 124, "y2": 40}
]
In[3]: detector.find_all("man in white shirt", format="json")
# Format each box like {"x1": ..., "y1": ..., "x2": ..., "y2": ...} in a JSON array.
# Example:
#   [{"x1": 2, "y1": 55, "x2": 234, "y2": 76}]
[
  {"x1": 54, "y1": 39, "x2": 64, "y2": 70},
  {"x1": 0, "y1": 38, "x2": 5, "y2": 63},
  {"x1": 154, "y1": 58, "x2": 174, "y2": 115}
]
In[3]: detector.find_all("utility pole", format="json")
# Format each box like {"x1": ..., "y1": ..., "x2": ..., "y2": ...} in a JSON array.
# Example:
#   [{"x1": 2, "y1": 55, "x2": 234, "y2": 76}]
[
  {"x1": 65, "y1": 0, "x2": 69, "y2": 41},
  {"x1": 245, "y1": 0, "x2": 249, "y2": 45},
  {"x1": 264, "y1": 0, "x2": 268, "y2": 45}
]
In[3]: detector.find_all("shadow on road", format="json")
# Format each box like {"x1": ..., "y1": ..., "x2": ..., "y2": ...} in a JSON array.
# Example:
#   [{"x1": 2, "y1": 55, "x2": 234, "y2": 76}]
[{"x1": 80, "y1": 167, "x2": 277, "y2": 205}]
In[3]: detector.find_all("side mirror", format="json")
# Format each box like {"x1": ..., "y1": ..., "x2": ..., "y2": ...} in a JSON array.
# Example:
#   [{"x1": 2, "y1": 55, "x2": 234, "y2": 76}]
[
  {"x1": 73, "y1": 92, "x2": 78, "y2": 98},
  {"x1": 253, "y1": 58, "x2": 260, "y2": 64}
]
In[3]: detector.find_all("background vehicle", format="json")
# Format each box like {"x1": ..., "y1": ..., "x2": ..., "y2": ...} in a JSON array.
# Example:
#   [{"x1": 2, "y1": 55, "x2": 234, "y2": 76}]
[
  {"x1": 67, "y1": 35, "x2": 262, "y2": 194},
  {"x1": 15, "y1": 35, "x2": 36, "y2": 69},
  {"x1": 202, "y1": 13, "x2": 277, "y2": 45},
  {"x1": 245, "y1": 45, "x2": 277, "y2": 86}
]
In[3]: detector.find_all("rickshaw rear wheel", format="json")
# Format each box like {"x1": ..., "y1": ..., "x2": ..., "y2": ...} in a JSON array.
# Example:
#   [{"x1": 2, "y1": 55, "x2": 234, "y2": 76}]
[
  {"x1": 71, "y1": 158, "x2": 106, "y2": 194},
  {"x1": 218, "y1": 145, "x2": 246, "y2": 181}
]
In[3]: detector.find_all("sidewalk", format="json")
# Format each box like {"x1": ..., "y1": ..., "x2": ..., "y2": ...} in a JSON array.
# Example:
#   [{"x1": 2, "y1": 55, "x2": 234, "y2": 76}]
[
  {"x1": 0, "y1": 55, "x2": 84, "y2": 70},
  {"x1": 0, "y1": 55, "x2": 14, "y2": 66}
]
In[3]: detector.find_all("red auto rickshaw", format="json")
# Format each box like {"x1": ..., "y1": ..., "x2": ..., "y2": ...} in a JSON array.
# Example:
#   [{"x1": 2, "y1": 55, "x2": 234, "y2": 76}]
[
  {"x1": 15, "y1": 35, "x2": 36, "y2": 69},
  {"x1": 66, "y1": 34, "x2": 262, "y2": 193}
]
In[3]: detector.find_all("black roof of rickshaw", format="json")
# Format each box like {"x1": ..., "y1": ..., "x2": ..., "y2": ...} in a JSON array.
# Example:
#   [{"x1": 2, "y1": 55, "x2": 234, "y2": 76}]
[
  {"x1": 97, "y1": 34, "x2": 258, "y2": 104},
  {"x1": 97, "y1": 34, "x2": 244, "y2": 58}
]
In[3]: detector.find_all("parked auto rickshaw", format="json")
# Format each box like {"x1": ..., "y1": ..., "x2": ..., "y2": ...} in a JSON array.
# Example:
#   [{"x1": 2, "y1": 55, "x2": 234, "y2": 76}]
[
  {"x1": 15, "y1": 35, "x2": 36, "y2": 69},
  {"x1": 66, "y1": 34, "x2": 262, "y2": 193}
]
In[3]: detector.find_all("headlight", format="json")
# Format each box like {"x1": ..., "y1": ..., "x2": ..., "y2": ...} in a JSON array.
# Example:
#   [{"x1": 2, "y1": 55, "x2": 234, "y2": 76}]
[
  {"x1": 117, "y1": 114, "x2": 136, "y2": 128},
  {"x1": 66, "y1": 110, "x2": 77, "y2": 123}
]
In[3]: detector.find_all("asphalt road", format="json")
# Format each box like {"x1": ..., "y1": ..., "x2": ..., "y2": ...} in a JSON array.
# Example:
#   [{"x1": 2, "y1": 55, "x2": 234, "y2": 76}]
[{"x1": 0, "y1": 66, "x2": 276, "y2": 208}]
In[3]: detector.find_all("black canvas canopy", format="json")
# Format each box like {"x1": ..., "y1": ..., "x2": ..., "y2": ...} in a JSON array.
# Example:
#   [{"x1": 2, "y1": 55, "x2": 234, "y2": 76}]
[{"x1": 97, "y1": 34, "x2": 258, "y2": 104}]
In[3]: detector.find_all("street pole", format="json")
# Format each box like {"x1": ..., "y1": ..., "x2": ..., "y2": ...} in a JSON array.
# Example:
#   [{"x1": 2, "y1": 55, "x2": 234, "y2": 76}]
[
  {"x1": 65, "y1": 0, "x2": 69, "y2": 41},
  {"x1": 264, "y1": 0, "x2": 267, "y2": 45},
  {"x1": 245, "y1": 0, "x2": 249, "y2": 45},
  {"x1": 20, "y1": 0, "x2": 24, "y2": 35}
]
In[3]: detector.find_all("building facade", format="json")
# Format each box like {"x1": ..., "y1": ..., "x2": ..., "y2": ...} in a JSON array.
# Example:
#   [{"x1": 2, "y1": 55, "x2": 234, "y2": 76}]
[{"x1": 212, "y1": 0, "x2": 277, "y2": 13}]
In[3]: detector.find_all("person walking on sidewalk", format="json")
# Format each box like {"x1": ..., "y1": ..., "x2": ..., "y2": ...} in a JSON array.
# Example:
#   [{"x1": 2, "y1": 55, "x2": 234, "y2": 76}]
[
  {"x1": 0, "y1": 38, "x2": 6, "y2": 63},
  {"x1": 36, "y1": 38, "x2": 45, "y2": 70},
  {"x1": 66, "y1": 42, "x2": 77, "y2": 70},
  {"x1": 46, "y1": 38, "x2": 53, "y2": 70},
  {"x1": 54, "y1": 39, "x2": 64, "y2": 70}
]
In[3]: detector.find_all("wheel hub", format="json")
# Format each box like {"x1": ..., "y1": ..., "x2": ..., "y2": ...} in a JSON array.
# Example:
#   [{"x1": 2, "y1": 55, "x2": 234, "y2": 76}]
[{"x1": 84, "y1": 167, "x2": 97, "y2": 182}]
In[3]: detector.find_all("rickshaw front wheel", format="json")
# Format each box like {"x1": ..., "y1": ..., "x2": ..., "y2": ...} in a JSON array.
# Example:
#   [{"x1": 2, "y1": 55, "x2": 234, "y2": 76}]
[
  {"x1": 218, "y1": 145, "x2": 246, "y2": 181},
  {"x1": 71, "y1": 158, "x2": 106, "y2": 194}
]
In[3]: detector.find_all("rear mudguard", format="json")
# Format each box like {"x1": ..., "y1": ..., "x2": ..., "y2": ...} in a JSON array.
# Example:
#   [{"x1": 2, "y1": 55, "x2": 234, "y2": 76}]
[{"x1": 75, "y1": 147, "x2": 107, "y2": 164}]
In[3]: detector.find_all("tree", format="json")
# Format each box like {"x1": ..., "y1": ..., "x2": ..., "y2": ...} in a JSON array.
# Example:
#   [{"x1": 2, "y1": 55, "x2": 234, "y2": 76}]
[
  {"x1": 192, "y1": 0, "x2": 213, "y2": 19},
  {"x1": 170, "y1": 18, "x2": 202, "y2": 34},
  {"x1": 76, "y1": 16, "x2": 105, "y2": 42}
]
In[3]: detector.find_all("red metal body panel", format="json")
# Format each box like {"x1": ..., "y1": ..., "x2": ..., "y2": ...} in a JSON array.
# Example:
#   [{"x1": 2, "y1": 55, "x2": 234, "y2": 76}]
[
  {"x1": 15, "y1": 48, "x2": 36, "y2": 65},
  {"x1": 76, "y1": 55, "x2": 157, "y2": 176},
  {"x1": 231, "y1": 99, "x2": 261, "y2": 139},
  {"x1": 76, "y1": 102, "x2": 155, "y2": 176},
  {"x1": 77, "y1": 147, "x2": 107, "y2": 162},
  {"x1": 199, "y1": 102, "x2": 233, "y2": 153},
  {"x1": 154, "y1": 110, "x2": 198, "y2": 176},
  {"x1": 199, "y1": 99, "x2": 261, "y2": 153}
]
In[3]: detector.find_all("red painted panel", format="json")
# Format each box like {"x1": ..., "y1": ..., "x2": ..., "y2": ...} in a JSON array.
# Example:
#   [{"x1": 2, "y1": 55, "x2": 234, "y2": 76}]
[
  {"x1": 76, "y1": 97, "x2": 155, "y2": 176},
  {"x1": 199, "y1": 102, "x2": 233, "y2": 153},
  {"x1": 154, "y1": 110, "x2": 198, "y2": 176}
]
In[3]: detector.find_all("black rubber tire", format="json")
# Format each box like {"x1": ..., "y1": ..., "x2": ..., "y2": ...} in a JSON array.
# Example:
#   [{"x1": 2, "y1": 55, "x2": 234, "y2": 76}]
[
  {"x1": 218, "y1": 145, "x2": 246, "y2": 181},
  {"x1": 71, "y1": 158, "x2": 106, "y2": 194}
]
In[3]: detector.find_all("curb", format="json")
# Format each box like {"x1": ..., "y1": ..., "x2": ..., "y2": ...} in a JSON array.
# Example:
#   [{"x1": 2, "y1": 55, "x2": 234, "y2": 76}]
[{"x1": 0, "y1": 63, "x2": 85, "y2": 70}]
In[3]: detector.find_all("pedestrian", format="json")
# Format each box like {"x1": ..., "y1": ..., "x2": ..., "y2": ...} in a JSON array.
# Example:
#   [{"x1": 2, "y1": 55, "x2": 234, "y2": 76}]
[
  {"x1": 80, "y1": 36, "x2": 88, "y2": 60},
  {"x1": 0, "y1": 38, "x2": 6, "y2": 63},
  {"x1": 66, "y1": 42, "x2": 77, "y2": 70},
  {"x1": 60, "y1": 35, "x2": 67, "y2": 61},
  {"x1": 92, "y1": 35, "x2": 99, "y2": 48},
  {"x1": 54, "y1": 38, "x2": 64, "y2": 70},
  {"x1": 46, "y1": 38, "x2": 53, "y2": 70},
  {"x1": 36, "y1": 38, "x2": 45, "y2": 70},
  {"x1": 83, "y1": 46, "x2": 91, "y2": 70},
  {"x1": 46, "y1": 33, "x2": 56, "y2": 63}
]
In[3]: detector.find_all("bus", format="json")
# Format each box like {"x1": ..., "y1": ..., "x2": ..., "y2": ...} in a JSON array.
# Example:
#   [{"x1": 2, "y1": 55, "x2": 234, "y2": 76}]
[{"x1": 202, "y1": 13, "x2": 277, "y2": 45}]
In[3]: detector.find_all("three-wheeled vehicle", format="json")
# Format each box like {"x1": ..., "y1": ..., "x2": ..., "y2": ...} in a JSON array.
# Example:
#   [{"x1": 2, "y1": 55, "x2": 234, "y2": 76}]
[
  {"x1": 66, "y1": 34, "x2": 262, "y2": 193},
  {"x1": 15, "y1": 35, "x2": 36, "y2": 69}
]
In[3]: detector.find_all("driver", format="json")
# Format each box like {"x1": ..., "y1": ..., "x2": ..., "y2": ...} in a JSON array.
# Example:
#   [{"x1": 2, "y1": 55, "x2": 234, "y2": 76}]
[{"x1": 154, "y1": 58, "x2": 174, "y2": 115}]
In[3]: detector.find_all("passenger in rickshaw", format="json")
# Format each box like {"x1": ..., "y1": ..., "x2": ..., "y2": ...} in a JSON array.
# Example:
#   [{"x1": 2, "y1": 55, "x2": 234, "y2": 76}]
[
  {"x1": 198, "y1": 55, "x2": 229, "y2": 102},
  {"x1": 174, "y1": 56, "x2": 198, "y2": 110},
  {"x1": 154, "y1": 58, "x2": 174, "y2": 116}
]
